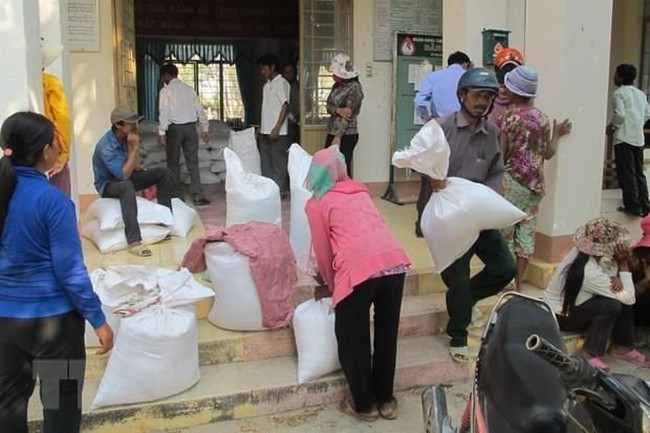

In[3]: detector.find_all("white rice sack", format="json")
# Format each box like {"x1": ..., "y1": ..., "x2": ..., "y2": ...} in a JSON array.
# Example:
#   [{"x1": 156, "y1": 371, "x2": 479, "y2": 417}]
[
  {"x1": 421, "y1": 177, "x2": 526, "y2": 272},
  {"x1": 87, "y1": 197, "x2": 173, "y2": 231},
  {"x1": 391, "y1": 119, "x2": 450, "y2": 180},
  {"x1": 224, "y1": 148, "x2": 281, "y2": 227},
  {"x1": 228, "y1": 127, "x2": 261, "y2": 175},
  {"x1": 293, "y1": 298, "x2": 340, "y2": 383},
  {"x1": 205, "y1": 242, "x2": 266, "y2": 331},
  {"x1": 91, "y1": 306, "x2": 199, "y2": 408},
  {"x1": 80, "y1": 220, "x2": 170, "y2": 254},
  {"x1": 287, "y1": 144, "x2": 314, "y2": 273},
  {"x1": 170, "y1": 198, "x2": 198, "y2": 238}
]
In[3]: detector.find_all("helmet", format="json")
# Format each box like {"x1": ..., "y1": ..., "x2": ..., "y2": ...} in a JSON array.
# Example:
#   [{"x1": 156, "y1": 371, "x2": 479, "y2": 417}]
[
  {"x1": 494, "y1": 47, "x2": 524, "y2": 69},
  {"x1": 457, "y1": 68, "x2": 500, "y2": 93}
]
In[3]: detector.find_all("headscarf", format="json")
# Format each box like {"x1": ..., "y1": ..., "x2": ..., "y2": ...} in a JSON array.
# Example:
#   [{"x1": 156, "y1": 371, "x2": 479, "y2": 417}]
[{"x1": 303, "y1": 146, "x2": 349, "y2": 198}]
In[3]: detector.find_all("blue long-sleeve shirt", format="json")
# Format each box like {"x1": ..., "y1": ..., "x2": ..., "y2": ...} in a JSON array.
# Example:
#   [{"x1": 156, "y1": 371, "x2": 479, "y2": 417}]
[
  {"x1": 93, "y1": 130, "x2": 127, "y2": 195},
  {"x1": 414, "y1": 64, "x2": 465, "y2": 118},
  {"x1": 0, "y1": 167, "x2": 105, "y2": 328}
]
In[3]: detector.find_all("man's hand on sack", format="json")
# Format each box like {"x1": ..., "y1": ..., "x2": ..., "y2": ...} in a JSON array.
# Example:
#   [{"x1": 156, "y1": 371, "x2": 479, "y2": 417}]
[
  {"x1": 94, "y1": 322, "x2": 114, "y2": 355},
  {"x1": 430, "y1": 177, "x2": 449, "y2": 192}
]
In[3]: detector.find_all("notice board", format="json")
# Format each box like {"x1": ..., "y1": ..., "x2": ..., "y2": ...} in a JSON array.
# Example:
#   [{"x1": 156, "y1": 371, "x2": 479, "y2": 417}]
[
  {"x1": 392, "y1": 32, "x2": 443, "y2": 152},
  {"x1": 382, "y1": 32, "x2": 442, "y2": 204},
  {"x1": 374, "y1": 0, "x2": 442, "y2": 61}
]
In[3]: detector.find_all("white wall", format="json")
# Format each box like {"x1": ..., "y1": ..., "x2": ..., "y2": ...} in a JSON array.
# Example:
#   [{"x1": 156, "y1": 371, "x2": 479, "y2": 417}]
[
  {"x1": 352, "y1": 0, "x2": 393, "y2": 183},
  {"x1": 0, "y1": 0, "x2": 43, "y2": 120},
  {"x1": 70, "y1": 0, "x2": 117, "y2": 195}
]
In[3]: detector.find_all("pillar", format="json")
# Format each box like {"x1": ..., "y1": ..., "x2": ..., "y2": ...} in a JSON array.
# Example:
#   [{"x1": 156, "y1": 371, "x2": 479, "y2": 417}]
[{"x1": 526, "y1": 0, "x2": 614, "y2": 262}]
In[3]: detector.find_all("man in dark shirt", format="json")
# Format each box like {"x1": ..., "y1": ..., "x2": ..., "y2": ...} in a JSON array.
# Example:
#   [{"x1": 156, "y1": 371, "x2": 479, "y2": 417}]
[{"x1": 428, "y1": 68, "x2": 516, "y2": 362}]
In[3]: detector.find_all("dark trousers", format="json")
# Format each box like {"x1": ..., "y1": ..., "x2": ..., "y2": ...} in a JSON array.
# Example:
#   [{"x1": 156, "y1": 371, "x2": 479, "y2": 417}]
[
  {"x1": 557, "y1": 297, "x2": 634, "y2": 357},
  {"x1": 325, "y1": 134, "x2": 358, "y2": 178},
  {"x1": 258, "y1": 134, "x2": 290, "y2": 193},
  {"x1": 334, "y1": 273, "x2": 405, "y2": 413},
  {"x1": 416, "y1": 174, "x2": 433, "y2": 234},
  {"x1": 614, "y1": 142, "x2": 650, "y2": 214},
  {"x1": 0, "y1": 311, "x2": 86, "y2": 433},
  {"x1": 166, "y1": 122, "x2": 203, "y2": 198},
  {"x1": 441, "y1": 230, "x2": 516, "y2": 347},
  {"x1": 102, "y1": 167, "x2": 172, "y2": 244},
  {"x1": 634, "y1": 291, "x2": 650, "y2": 326}
]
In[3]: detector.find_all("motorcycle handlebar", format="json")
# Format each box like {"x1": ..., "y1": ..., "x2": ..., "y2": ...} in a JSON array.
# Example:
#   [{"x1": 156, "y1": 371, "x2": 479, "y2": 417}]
[{"x1": 525, "y1": 334, "x2": 578, "y2": 375}]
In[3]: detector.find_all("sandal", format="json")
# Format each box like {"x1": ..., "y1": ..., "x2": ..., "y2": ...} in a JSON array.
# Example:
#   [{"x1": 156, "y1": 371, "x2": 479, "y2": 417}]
[
  {"x1": 587, "y1": 356, "x2": 611, "y2": 372},
  {"x1": 449, "y1": 346, "x2": 470, "y2": 364},
  {"x1": 127, "y1": 244, "x2": 152, "y2": 257},
  {"x1": 609, "y1": 349, "x2": 650, "y2": 368},
  {"x1": 338, "y1": 397, "x2": 379, "y2": 422},
  {"x1": 379, "y1": 396, "x2": 398, "y2": 420},
  {"x1": 192, "y1": 196, "x2": 211, "y2": 206}
]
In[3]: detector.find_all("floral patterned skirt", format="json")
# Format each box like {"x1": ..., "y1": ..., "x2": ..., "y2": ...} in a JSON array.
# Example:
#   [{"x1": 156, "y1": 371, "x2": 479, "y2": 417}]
[{"x1": 500, "y1": 172, "x2": 543, "y2": 258}]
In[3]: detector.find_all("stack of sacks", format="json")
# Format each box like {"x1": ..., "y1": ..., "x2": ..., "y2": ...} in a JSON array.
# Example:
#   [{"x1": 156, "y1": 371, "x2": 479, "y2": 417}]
[
  {"x1": 392, "y1": 120, "x2": 525, "y2": 272},
  {"x1": 224, "y1": 148, "x2": 281, "y2": 227},
  {"x1": 138, "y1": 119, "x2": 231, "y2": 185},
  {"x1": 87, "y1": 265, "x2": 214, "y2": 409},
  {"x1": 81, "y1": 197, "x2": 198, "y2": 253},
  {"x1": 287, "y1": 144, "x2": 314, "y2": 273}
]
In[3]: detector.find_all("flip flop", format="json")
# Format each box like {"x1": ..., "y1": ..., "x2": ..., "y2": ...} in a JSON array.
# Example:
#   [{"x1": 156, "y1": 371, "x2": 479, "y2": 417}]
[
  {"x1": 587, "y1": 356, "x2": 611, "y2": 372},
  {"x1": 127, "y1": 244, "x2": 152, "y2": 257},
  {"x1": 609, "y1": 349, "x2": 650, "y2": 368},
  {"x1": 449, "y1": 346, "x2": 470, "y2": 363},
  {"x1": 379, "y1": 396, "x2": 398, "y2": 420},
  {"x1": 338, "y1": 397, "x2": 379, "y2": 422}
]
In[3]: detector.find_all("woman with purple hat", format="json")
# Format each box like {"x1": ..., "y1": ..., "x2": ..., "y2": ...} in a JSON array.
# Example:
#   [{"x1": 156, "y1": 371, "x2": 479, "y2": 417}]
[
  {"x1": 545, "y1": 217, "x2": 649, "y2": 371},
  {"x1": 498, "y1": 65, "x2": 572, "y2": 290}
]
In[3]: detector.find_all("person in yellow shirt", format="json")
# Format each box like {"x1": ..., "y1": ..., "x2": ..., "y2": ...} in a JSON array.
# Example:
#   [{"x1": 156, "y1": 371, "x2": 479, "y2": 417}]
[{"x1": 42, "y1": 43, "x2": 72, "y2": 196}]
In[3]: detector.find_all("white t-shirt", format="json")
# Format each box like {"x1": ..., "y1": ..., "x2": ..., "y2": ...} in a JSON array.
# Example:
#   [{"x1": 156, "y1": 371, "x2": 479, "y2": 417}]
[
  {"x1": 261, "y1": 74, "x2": 290, "y2": 135},
  {"x1": 544, "y1": 247, "x2": 635, "y2": 316}
]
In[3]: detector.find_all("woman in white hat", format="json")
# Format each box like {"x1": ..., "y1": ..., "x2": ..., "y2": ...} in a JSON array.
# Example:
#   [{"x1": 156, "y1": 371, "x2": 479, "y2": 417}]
[
  {"x1": 499, "y1": 65, "x2": 572, "y2": 290},
  {"x1": 544, "y1": 217, "x2": 649, "y2": 371},
  {"x1": 324, "y1": 53, "x2": 364, "y2": 177}
]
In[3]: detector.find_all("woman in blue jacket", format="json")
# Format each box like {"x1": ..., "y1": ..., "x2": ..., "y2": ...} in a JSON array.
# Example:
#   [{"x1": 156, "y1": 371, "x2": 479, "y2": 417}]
[{"x1": 0, "y1": 112, "x2": 113, "y2": 433}]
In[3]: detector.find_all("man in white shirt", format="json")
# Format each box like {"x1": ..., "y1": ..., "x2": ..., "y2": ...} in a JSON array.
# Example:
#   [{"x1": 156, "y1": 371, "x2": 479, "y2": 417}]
[
  {"x1": 609, "y1": 64, "x2": 650, "y2": 217},
  {"x1": 258, "y1": 53, "x2": 291, "y2": 195},
  {"x1": 158, "y1": 63, "x2": 210, "y2": 206}
]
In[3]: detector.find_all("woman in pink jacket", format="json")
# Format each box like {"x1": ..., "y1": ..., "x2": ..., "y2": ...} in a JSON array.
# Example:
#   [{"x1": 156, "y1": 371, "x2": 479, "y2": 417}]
[{"x1": 304, "y1": 146, "x2": 411, "y2": 422}]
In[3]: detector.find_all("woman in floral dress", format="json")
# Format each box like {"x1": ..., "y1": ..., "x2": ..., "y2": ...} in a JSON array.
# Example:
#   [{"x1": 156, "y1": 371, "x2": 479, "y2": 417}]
[{"x1": 499, "y1": 65, "x2": 572, "y2": 290}]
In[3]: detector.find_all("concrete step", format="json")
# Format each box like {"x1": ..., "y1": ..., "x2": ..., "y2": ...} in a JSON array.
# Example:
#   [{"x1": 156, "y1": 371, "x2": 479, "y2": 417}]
[
  {"x1": 84, "y1": 292, "x2": 450, "y2": 381},
  {"x1": 28, "y1": 335, "x2": 470, "y2": 432}
]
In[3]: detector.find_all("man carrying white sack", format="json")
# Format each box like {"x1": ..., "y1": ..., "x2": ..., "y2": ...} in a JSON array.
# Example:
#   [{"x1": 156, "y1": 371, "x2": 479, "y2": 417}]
[{"x1": 426, "y1": 68, "x2": 515, "y2": 363}]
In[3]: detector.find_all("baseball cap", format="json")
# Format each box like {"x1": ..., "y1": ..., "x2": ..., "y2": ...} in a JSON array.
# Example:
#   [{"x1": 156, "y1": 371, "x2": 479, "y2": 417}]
[{"x1": 110, "y1": 106, "x2": 144, "y2": 124}]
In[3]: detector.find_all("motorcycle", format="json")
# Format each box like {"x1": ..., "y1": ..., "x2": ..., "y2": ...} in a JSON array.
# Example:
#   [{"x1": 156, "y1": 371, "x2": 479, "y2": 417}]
[{"x1": 422, "y1": 292, "x2": 650, "y2": 433}]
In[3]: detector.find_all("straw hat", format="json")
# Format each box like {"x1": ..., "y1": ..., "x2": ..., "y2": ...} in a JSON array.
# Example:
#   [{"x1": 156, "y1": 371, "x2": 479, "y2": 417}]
[
  {"x1": 504, "y1": 65, "x2": 538, "y2": 98},
  {"x1": 573, "y1": 217, "x2": 630, "y2": 257},
  {"x1": 42, "y1": 43, "x2": 63, "y2": 69},
  {"x1": 329, "y1": 54, "x2": 359, "y2": 80}
]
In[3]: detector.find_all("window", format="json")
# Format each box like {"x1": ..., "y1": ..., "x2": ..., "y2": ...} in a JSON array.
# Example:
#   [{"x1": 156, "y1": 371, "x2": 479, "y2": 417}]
[
  {"x1": 301, "y1": 0, "x2": 353, "y2": 126},
  {"x1": 166, "y1": 53, "x2": 244, "y2": 122}
]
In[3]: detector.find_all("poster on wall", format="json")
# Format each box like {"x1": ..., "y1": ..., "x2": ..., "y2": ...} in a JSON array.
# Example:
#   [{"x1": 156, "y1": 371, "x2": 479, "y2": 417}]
[
  {"x1": 374, "y1": 0, "x2": 442, "y2": 61},
  {"x1": 67, "y1": 0, "x2": 100, "y2": 52}
]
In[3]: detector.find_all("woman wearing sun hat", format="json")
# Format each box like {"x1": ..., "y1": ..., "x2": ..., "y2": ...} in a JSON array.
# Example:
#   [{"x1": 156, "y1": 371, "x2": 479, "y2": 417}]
[
  {"x1": 324, "y1": 53, "x2": 364, "y2": 177},
  {"x1": 499, "y1": 65, "x2": 572, "y2": 291},
  {"x1": 544, "y1": 217, "x2": 649, "y2": 371}
]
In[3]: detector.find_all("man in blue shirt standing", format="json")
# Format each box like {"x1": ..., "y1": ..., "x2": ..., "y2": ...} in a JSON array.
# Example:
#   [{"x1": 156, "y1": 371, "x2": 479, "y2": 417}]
[
  {"x1": 92, "y1": 106, "x2": 172, "y2": 257},
  {"x1": 413, "y1": 51, "x2": 471, "y2": 237}
]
